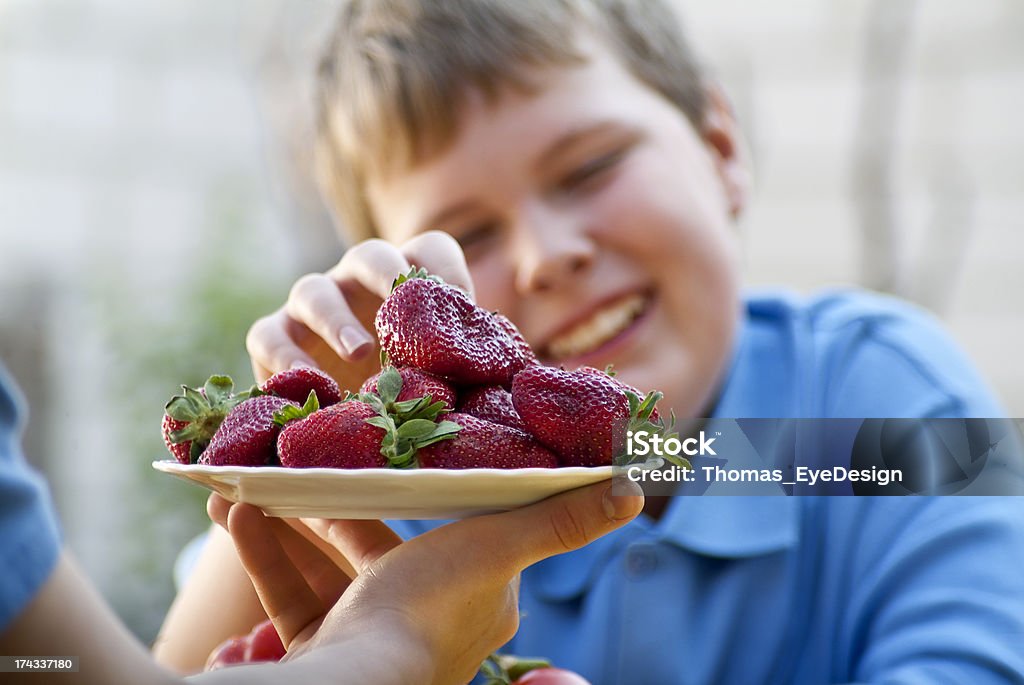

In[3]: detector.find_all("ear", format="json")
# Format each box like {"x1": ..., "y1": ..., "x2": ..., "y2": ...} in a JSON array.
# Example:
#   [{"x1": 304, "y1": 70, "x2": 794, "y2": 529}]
[{"x1": 700, "y1": 82, "x2": 751, "y2": 219}]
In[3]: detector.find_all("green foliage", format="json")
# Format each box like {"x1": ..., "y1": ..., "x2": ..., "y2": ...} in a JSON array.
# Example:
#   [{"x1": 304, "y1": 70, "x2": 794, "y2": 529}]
[{"x1": 89, "y1": 189, "x2": 293, "y2": 643}]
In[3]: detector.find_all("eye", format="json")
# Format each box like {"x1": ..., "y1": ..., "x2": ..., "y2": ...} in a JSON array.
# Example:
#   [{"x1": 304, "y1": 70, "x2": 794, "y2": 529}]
[
  {"x1": 450, "y1": 221, "x2": 500, "y2": 258},
  {"x1": 557, "y1": 149, "x2": 626, "y2": 193}
]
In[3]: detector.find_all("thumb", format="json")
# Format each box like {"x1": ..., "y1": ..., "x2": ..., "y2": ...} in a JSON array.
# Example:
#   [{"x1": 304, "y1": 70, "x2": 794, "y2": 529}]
[{"x1": 453, "y1": 478, "x2": 644, "y2": 576}]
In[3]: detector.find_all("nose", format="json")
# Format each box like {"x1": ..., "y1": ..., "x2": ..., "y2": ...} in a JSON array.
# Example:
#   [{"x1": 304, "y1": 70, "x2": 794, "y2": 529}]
[{"x1": 512, "y1": 201, "x2": 595, "y2": 293}]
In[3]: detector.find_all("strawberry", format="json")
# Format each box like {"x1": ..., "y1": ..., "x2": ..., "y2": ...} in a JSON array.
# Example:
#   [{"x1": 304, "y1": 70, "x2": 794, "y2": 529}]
[
  {"x1": 262, "y1": 366, "x2": 342, "y2": 406},
  {"x1": 418, "y1": 412, "x2": 557, "y2": 469},
  {"x1": 457, "y1": 385, "x2": 528, "y2": 432},
  {"x1": 279, "y1": 368, "x2": 461, "y2": 469},
  {"x1": 514, "y1": 669, "x2": 592, "y2": 685},
  {"x1": 205, "y1": 636, "x2": 247, "y2": 670},
  {"x1": 511, "y1": 366, "x2": 668, "y2": 467},
  {"x1": 162, "y1": 375, "x2": 251, "y2": 464},
  {"x1": 578, "y1": 365, "x2": 659, "y2": 422},
  {"x1": 361, "y1": 367, "x2": 456, "y2": 410},
  {"x1": 244, "y1": 619, "x2": 287, "y2": 662},
  {"x1": 200, "y1": 394, "x2": 299, "y2": 466},
  {"x1": 374, "y1": 269, "x2": 532, "y2": 385},
  {"x1": 278, "y1": 401, "x2": 389, "y2": 468},
  {"x1": 204, "y1": 619, "x2": 285, "y2": 671},
  {"x1": 494, "y1": 312, "x2": 538, "y2": 371},
  {"x1": 161, "y1": 414, "x2": 193, "y2": 465},
  {"x1": 481, "y1": 654, "x2": 592, "y2": 685}
]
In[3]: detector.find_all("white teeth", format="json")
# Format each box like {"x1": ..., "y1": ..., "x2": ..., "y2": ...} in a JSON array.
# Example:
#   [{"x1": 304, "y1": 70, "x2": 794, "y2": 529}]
[{"x1": 547, "y1": 294, "x2": 646, "y2": 360}]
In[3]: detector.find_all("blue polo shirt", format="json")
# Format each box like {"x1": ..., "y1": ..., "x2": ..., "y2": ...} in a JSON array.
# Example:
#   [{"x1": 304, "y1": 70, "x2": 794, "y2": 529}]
[
  {"x1": 0, "y1": 364, "x2": 62, "y2": 631},
  {"x1": 392, "y1": 289, "x2": 1024, "y2": 684}
]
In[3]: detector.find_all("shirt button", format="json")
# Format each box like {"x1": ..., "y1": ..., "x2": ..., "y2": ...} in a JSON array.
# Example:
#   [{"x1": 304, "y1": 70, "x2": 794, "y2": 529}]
[{"x1": 625, "y1": 544, "x2": 659, "y2": 578}]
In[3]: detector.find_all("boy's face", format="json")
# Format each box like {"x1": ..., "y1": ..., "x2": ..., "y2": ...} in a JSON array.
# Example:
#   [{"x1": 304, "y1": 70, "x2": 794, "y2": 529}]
[{"x1": 365, "y1": 36, "x2": 748, "y2": 418}]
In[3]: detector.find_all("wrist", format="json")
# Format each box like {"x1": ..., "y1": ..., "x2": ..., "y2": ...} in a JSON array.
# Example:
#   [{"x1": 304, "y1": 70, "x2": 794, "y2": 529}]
[{"x1": 286, "y1": 612, "x2": 437, "y2": 685}]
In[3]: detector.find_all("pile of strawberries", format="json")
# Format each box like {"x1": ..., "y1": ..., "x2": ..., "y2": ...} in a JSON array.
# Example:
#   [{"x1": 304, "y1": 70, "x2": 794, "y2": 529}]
[{"x1": 162, "y1": 269, "x2": 675, "y2": 470}]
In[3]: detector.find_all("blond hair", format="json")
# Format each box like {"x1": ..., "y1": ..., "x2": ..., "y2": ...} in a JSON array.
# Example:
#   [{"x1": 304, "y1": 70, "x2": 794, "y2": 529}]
[{"x1": 315, "y1": 0, "x2": 707, "y2": 242}]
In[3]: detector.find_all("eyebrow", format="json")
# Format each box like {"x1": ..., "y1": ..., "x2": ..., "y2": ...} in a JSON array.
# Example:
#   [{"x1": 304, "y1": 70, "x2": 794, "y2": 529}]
[
  {"x1": 533, "y1": 120, "x2": 622, "y2": 173},
  {"x1": 417, "y1": 120, "x2": 623, "y2": 234},
  {"x1": 420, "y1": 200, "x2": 479, "y2": 236}
]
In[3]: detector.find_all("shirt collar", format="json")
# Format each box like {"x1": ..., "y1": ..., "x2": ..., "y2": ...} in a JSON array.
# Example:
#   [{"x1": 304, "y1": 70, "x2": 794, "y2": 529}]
[{"x1": 529, "y1": 301, "x2": 802, "y2": 601}]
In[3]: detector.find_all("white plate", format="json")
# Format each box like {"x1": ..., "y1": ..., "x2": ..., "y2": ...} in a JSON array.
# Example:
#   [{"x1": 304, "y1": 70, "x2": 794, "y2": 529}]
[{"x1": 152, "y1": 461, "x2": 615, "y2": 519}]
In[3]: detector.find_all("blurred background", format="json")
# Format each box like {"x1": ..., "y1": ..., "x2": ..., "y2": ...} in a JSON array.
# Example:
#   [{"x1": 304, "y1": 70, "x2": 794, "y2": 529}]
[{"x1": 1, "y1": 0, "x2": 1021, "y2": 644}]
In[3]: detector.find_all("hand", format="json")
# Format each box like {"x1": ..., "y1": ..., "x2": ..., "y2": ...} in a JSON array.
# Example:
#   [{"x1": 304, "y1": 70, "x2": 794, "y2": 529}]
[
  {"x1": 207, "y1": 479, "x2": 643, "y2": 685},
  {"x1": 246, "y1": 231, "x2": 474, "y2": 388}
]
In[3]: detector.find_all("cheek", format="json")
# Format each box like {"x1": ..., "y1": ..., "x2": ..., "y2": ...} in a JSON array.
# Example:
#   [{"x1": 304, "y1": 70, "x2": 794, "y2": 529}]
[{"x1": 467, "y1": 256, "x2": 514, "y2": 311}]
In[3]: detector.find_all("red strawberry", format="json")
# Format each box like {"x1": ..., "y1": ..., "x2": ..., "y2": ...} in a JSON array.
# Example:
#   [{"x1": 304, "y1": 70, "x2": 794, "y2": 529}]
[
  {"x1": 457, "y1": 385, "x2": 528, "y2": 432},
  {"x1": 511, "y1": 366, "x2": 665, "y2": 467},
  {"x1": 278, "y1": 393, "x2": 461, "y2": 469},
  {"x1": 278, "y1": 401, "x2": 388, "y2": 468},
  {"x1": 162, "y1": 376, "x2": 250, "y2": 464},
  {"x1": 205, "y1": 636, "x2": 247, "y2": 670},
  {"x1": 200, "y1": 395, "x2": 299, "y2": 466},
  {"x1": 374, "y1": 269, "x2": 532, "y2": 385},
  {"x1": 162, "y1": 414, "x2": 193, "y2": 464},
  {"x1": 361, "y1": 367, "x2": 456, "y2": 410},
  {"x1": 262, "y1": 366, "x2": 342, "y2": 406},
  {"x1": 578, "y1": 366, "x2": 659, "y2": 422},
  {"x1": 494, "y1": 312, "x2": 538, "y2": 370},
  {"x1": 515, "y1": 668, "x2": 592, "y2": 684},
  {"x1": 418, "y1": 412, "x2": 557, "y2": 469},
  {"x1": 244, "y1": 619, "x2": 287, "y2": 662},
  {"x1": 480, "y1": 654, "x2": 592, "y2": 685},
  {"x1": 204, "y1": 619, "x2": 285, "y2": 671}
]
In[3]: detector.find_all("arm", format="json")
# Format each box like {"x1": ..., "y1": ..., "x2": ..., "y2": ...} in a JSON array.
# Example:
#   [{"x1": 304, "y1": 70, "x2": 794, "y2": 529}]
[
  {"x1": 841, "y1": 497, "x2": 1024, "y2": 683},
  {"x1": 152, "y1": 525, "x2": 269, "y2": 673},
  {"x1": 2, "y1": 551, "x2": 428, "y2": 685},
  {"x1": 4, "y1": 480, "x2": 643, "y2": 685}
]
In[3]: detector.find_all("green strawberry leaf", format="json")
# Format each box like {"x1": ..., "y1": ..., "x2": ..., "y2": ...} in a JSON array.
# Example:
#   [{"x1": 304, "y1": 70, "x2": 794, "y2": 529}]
[
  {"x1": 182, "y1": 386, "x2": 206, "y2": 409},
  {"x1": 376, "y1": 366, "x2": 403, "y2": 405},
  {"x1": 189, "y1": 441, "x2": 204, "y2": 465},
  {"x1": 165, "y1": 395, "x2": 200, "y2": 423},
  {"x1": 625, "y1": 389, "x2": 640, "y2": 417},
  {"x1": 301, "y1": 389, "x2": 320, "y2": 414},
  {"x1": 392, "y1": 396, "x2": 429, "y2": 414},
  {"x1": 365, "y1": 416, "x2": 394, "y2": 431},
  {"x1": 396, "y1": 419, "x2": 442, "y2": 440},
  {"x1": 272, "y1": 393, "x2": 320, "y2": 427},
  {"x1": 203, "y1": 375, "x2": 235, "y2": 406},
  {"x1": 238, "y1": 384, "x2": 265, "y2": 401}
]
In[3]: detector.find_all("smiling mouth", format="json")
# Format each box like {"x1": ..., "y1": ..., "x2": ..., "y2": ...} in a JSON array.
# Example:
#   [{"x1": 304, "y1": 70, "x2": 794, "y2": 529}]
[{"x1": 543, "y1": 292, "x2": 650, "y2": 362}]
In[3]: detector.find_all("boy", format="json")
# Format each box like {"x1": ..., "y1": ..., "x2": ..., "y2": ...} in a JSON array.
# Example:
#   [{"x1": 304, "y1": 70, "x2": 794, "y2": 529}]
[{"x1": 161, "y1": 1, "x2": 1024, "y2": 682}]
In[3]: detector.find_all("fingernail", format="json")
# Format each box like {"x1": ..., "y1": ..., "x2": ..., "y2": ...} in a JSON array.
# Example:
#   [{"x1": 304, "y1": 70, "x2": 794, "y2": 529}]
[
  {"x1": 290, "y1": 359, "x2": 312, "y2": 369},
  {"x1": 602, "y1": 480, "x2": 643, "y2": 521},
  {"x1": 339, "y1": 326, "x2": 372, "y2": 356}
]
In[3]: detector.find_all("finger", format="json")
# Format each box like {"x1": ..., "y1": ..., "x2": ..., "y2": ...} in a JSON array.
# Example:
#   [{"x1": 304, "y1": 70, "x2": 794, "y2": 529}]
[
  {"x1": 207, "y1": 493, "x2": 234, "y2": 530},
  {"x1": 263, "y1": 517, "x2": 354, "y2": 606},
  {"x1": 252, "y1": 360, "x2": 274, "y2": 386},
  {"x1": 246, "y1": 310, "x2": 319, "y2": 377},
  {"x1": 328, "y1": 239, "x2": 412, "y2": 300},
  {"x1": 227, "y1": 503, "x2": 324, "y2": 650},
  {"x1": 441, "y1": 479, "x2": 643, "y2": 577},
  {"x1": 399, "y1": 231, "x2": 475, "y2": 299},
  {"x1": 277, "y1": 518, "x2": 357, "y2": 577},
  {"x1": 300, "y1": 518, "x2": 403, "y2": 574},
  {"x1": 285, "y1": 273, "x2": 374, "y2": 361}
]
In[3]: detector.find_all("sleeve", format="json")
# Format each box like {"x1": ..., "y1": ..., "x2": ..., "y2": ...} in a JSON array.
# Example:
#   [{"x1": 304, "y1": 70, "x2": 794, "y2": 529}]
[
  {"x1": 809, "y1": 291, "x2": 1005, "y2": 418},
  {"x1": 0, "y1": 364, "x2": 62, "y2": 630},
  {"x1": 839, "y1": 497, "x2": 1024, "y2": 684}
]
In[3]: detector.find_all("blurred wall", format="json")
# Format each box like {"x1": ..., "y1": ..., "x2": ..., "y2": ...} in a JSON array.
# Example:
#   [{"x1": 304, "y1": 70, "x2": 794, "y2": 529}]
[{"x1": 0, "y1": 0, "x2": 1021, "y2": 643}]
